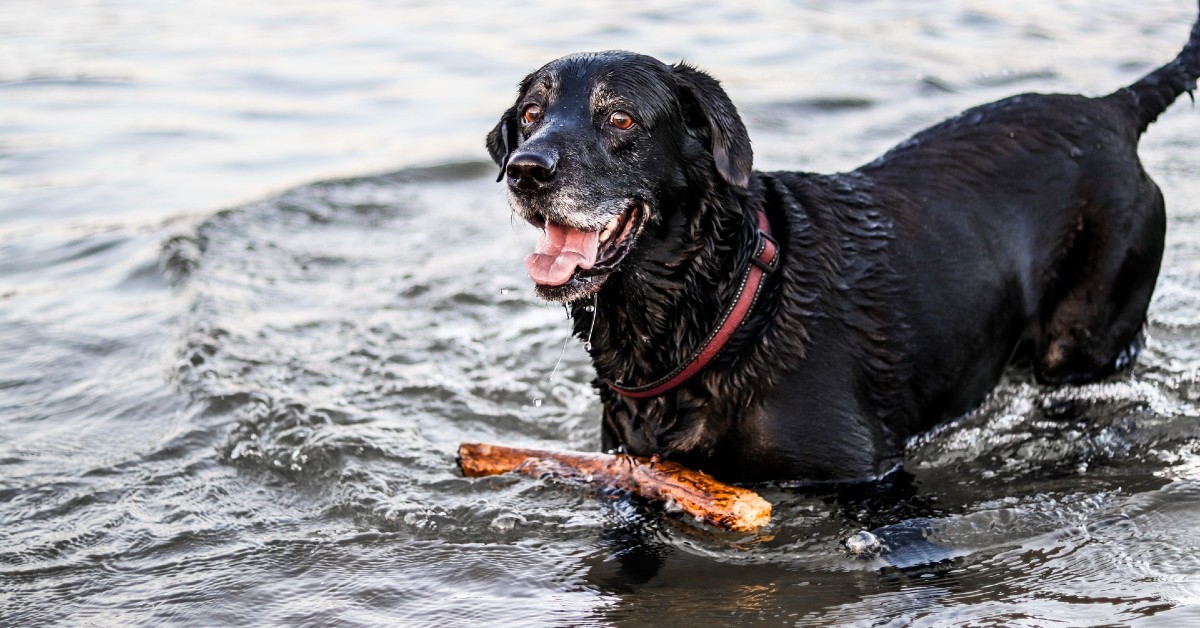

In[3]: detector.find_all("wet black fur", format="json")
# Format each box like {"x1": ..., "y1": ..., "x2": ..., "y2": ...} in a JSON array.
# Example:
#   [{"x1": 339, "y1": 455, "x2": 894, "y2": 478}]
[{"x1": 487, "y1": 10, "x2": 1200, "y2": 484}]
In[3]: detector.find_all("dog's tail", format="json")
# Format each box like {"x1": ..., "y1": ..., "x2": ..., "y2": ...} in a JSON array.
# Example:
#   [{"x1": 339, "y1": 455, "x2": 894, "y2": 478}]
[{"x1": 1113, "y1": 2, "x2": 1200, "y2": 134}]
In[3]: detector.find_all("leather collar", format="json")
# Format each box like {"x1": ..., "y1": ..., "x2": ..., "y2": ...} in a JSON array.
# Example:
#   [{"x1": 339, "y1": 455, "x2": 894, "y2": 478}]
[{"x1": 604, "y1": 208, "x2": 779, "y2": 399}]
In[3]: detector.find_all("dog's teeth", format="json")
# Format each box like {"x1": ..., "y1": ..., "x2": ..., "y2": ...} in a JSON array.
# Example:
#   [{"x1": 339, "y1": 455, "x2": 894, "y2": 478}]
[{"x1": 599, "y1": 215, "x2": 621, "y2": 242}]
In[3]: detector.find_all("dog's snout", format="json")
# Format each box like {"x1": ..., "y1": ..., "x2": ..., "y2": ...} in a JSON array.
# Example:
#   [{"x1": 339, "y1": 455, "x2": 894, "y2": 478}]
[{"x1": 506, "y1": 150, "x2": 557, "y2": 191}]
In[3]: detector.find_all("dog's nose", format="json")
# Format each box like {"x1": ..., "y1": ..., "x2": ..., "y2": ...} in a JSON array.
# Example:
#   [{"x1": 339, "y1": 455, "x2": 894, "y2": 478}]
[{"x1": 506, "y1": 150, "x2": 557, "y2": 191}]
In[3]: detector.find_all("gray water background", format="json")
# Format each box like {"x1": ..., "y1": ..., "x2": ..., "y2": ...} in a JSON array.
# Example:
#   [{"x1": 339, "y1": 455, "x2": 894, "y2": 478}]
[{"x1": 4, "y1": 1, "x2": 1200, "y2": 625}]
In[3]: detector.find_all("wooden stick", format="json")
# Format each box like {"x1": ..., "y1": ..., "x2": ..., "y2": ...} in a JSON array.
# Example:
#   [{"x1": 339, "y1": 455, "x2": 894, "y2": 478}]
[{"x1": 457, "y1": 442, "x2": 772, "y2": 532}]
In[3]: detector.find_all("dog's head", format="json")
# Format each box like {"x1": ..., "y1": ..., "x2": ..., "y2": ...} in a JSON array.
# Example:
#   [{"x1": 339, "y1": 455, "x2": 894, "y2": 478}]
[{"x1": 487, "y1": 51, "x2": 753, "y2": 303}]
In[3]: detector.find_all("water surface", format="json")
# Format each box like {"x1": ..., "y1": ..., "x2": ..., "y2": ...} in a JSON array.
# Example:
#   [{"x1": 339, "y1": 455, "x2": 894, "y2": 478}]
[{"x1": 3, "y1": 1, "x2": 1200, "y2": 625}]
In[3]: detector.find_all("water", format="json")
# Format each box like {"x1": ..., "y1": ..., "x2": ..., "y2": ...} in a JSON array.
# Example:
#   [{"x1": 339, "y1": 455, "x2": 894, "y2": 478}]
[{"x1": 4, "y1": 1, "x2": 1200, "y2": 625}]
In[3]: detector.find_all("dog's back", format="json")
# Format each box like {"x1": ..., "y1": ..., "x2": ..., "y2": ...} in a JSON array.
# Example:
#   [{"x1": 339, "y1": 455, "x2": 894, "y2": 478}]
[{"x1": 864, "y1": 18, "x2": 1199, "y2": 419}]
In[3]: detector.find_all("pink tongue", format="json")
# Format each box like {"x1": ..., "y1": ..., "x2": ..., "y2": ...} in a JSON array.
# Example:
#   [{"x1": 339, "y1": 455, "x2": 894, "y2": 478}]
[{"x1": 525, "y1": 221, "x2": 600, "y2": 286}]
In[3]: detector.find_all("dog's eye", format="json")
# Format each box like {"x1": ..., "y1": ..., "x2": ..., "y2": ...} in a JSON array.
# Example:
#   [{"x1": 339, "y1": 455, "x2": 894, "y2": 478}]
[
  {"x1": 522, "y1": 104, "x2": 543, "y2": 125},
  {"x1": 609, "y1": 111, "x2": 635, "y2": 130}
]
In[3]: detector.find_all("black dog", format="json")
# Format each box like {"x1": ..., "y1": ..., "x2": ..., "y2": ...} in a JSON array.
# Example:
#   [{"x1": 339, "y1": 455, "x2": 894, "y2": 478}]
[{"x1": 487, "y1": 9, "x2": 1200, "y2": 484}]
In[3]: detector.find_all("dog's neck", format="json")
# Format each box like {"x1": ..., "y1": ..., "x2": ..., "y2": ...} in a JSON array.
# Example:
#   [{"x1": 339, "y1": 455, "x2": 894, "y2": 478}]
[{"x1": 569, "y1": 179, "x2": 771, "y2": 400}]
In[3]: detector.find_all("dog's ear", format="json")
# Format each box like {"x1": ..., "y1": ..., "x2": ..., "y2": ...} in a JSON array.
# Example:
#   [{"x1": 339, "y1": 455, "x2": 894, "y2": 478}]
[
  {"x1": 486, "y1": 106, "x2": 519, "y2": 183},
  {"x1": 671, "y1": 63, "x2": 753, "y2": 188}
]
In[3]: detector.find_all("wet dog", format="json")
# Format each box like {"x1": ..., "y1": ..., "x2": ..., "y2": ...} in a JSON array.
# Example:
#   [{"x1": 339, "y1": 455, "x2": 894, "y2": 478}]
[{"x1": 487, "y1": 11, "x2": 1200, "y2": 483}]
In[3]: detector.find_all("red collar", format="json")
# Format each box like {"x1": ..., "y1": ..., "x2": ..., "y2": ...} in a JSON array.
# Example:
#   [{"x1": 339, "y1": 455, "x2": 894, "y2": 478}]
[{"x1": 604, "y1": 208, "x2": 779, "y2": 399}]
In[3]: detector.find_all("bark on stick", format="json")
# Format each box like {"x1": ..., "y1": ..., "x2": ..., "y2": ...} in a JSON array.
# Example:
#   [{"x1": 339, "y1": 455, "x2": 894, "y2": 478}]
[{"x1": 457, "y1": 442, "x2": 772, "y2": 532}]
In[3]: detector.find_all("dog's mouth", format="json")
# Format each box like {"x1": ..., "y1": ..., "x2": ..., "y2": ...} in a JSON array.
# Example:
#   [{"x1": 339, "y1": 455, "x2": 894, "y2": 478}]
[{"x1": 524, "y1": 204, "x2": 643, "y2": 291}]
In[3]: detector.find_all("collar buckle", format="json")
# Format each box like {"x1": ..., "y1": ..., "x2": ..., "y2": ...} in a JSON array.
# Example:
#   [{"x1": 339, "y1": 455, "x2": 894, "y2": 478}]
[{"x1": 751, "y1": 229, "x2": 780, "y2": 274}]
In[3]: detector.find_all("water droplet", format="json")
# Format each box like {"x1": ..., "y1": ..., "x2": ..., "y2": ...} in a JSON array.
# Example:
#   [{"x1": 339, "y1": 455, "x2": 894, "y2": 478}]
[
  {"x1": 844, "y1": 530, "x2": 884, "y2": 558},
  {"x1": 533, "y1": 398, "x2": 543, "y2": 407},
  {"x1": 584, "y1": 342, "x2": 592, "y2": 352},
  {"x1": 500, "y1": 288, "x2": 510, "y2": 295},
  {"x1": 489, "y1": 512, "x2": 525, "y2": 532},
  {"x1": 584, "y1": 305, "x2": 595, "y2": 312}
]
